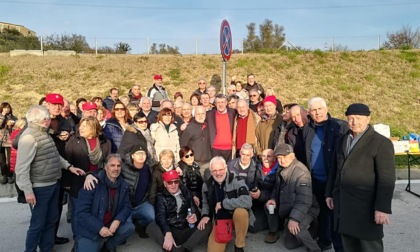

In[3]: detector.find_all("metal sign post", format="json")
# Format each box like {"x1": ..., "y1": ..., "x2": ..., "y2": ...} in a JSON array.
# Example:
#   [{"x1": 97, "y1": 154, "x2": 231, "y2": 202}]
[{"x1": 220, "y1": 19, "x2": 232, "y2": 95}]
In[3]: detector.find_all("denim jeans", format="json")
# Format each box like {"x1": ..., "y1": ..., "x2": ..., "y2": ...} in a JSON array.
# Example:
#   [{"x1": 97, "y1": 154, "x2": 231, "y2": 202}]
[
  {"x1": 25, "y1": 182, "x2": 60, "y2": 252},
  {"x1": 76, "y1": 220, "x2": 135, "y2": 252},
  {"x1": 131, "y1": 201, "x2": 155, "y2": 227},
  {"x1": 70, "y1": 196, "x2": 78, "y2": 238}
]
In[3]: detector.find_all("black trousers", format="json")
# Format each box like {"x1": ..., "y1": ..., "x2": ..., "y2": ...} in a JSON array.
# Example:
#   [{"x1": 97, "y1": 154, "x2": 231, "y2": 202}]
[
  {"x1": 211, "y1": 148, "x2": 232, "y2": 162},
  {"x1": 0, "y1": 146, "x2": 11, "y2": 177},
  {"x1": 341, "y1": 234, "x2": 384, "y2": 252},
  {"x1": 147, "y1": 221, "x2": 212, "y2": 251},
  {"x1": 284, "y1": 216, "x2": 320, "y2": 252}
]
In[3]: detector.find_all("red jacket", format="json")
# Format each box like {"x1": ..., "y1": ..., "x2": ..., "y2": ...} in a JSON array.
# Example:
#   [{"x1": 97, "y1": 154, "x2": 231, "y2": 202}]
[{"x1": 9, "y1": 129, "x2": 20, "y2": 173}]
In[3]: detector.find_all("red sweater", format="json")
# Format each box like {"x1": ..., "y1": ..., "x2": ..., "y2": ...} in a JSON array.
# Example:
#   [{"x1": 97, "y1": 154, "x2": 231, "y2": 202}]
[
  {"x1": 9, "y1": 129, "x2": 20, "y2": 173},
  {"x1": 213, "y1": 112, "x2": 232, "y2": 150}
]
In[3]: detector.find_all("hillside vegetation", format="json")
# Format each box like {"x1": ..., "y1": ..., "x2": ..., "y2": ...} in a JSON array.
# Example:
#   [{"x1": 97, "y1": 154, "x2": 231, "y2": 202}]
[{"x1": 0, "y1": 50, "x2": 419, "y2": 136}]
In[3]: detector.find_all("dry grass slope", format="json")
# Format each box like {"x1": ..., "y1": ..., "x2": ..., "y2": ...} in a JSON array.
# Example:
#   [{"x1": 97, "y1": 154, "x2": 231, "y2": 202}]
[{"x1": 0, "y1": 50, "x2": 419, "y2": 136}]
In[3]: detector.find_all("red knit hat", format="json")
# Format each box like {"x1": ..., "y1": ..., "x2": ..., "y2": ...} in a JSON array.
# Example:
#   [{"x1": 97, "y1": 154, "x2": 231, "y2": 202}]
[
  {"x1": 154, "y1": 74, "x2": 163, "y2": 80},
  {"x1": 263, "y1": 95, "x2": 277, "y2": 106},
  {"x1": 162, "y1": 170, "x2": 179, "y2": 182},
  {"x1": 45, "y1": 93, "x2": 64, "y2": 105}
]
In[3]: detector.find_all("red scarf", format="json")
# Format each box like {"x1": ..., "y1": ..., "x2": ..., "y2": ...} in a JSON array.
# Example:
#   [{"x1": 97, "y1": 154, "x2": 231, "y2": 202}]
[{"x1": 262, "y1": 162, "x2": 276, "y2": 176}]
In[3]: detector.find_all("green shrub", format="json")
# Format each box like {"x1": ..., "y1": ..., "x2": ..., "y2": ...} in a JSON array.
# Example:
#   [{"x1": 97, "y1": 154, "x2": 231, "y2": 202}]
[{"x1": 0, "y1": 64, "x2": 11, "y2": 78}]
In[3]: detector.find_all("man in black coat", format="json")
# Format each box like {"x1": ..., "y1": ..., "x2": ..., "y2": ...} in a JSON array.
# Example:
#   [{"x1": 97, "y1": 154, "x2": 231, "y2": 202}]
[
  {"x1": 180, "y1": 106, "x2": 212, "y2": 179},
  {"x1": 326, "y1": 103, "x2": 395, "y2": 252},
  {"x1": 147, "y1": 170, "x2": 212, "y2": 252}
]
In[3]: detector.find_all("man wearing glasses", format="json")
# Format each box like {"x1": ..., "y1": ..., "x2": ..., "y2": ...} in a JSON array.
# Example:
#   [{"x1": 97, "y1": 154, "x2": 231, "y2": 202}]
[
  {"x1": 147, "y1": 170, "x2": 211, "y2": 251},
  {"x1": 192, "y1": 78, "x2": 208, "y2": 97},
  {"x1": 244, "y1": 74, "x2": 265, "y2": 98}
]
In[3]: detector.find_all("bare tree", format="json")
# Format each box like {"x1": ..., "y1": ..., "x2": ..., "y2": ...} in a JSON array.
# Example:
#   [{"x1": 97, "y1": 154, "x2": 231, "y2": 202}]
[{"x1": 383, "y1": 25, "x2": 420, "y2": 49}]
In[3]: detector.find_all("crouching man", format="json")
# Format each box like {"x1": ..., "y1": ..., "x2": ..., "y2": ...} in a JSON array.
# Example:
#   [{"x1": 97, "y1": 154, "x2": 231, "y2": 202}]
[
  {"x1": 147, "y1": 170, "x2": 212, "y2": 252},
  {"x1": 198, "y1": 156, "x2": 253, "y2": 252},
  {"x1": 266, "y1": 144, "x2": 320, "y2": 252},
  {"x1": 75, "y1": 154, "x2": 134, "y2": 252}
]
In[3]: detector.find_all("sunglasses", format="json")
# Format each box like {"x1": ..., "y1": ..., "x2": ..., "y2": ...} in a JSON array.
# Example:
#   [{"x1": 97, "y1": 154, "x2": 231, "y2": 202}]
[
  {"x1": 114, "y1": 108, "x2": 125, "y2": 111},
  {"x1": 136, "y1": 120, "x2": 148, "y2": 124},
  {"x1": 166, "y1": 180, "x2": 180, "y2": 185},
  {"x1": 184, "y1": 153, "x2": 194, "y2": 158}
]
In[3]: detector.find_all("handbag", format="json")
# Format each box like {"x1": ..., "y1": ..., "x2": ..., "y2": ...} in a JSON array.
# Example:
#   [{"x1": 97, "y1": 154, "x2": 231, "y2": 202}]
[{"x1": 214, "y1": 218, "x2": 234, "y2": 243}]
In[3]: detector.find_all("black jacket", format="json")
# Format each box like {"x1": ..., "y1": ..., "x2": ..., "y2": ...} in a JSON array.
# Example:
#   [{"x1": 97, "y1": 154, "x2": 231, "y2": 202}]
[
  {"x1": 121, "y1": 155, "x2": 153, "y2": 207},
  {"x1": 253, "y1": 162, "x2": 279, "y2": 204},
  {"x1": 155, "y1": 185, "x2": 198, "y2": 233},
  {"x1": 179, "y1": 119, "x2": 212, "y2": 162},
  {"x1": 118, "y1": 125, "x2": 148, "y2": 161},
  {"x1": 327, "y1": 126, "x2": 396, "y2": 240},
  {"x1": 286, "y1": 123, "x2": 306, "y2": 164},
  {"x1": 178, "y1": 161, "x2": 203, "y2": 200},
  {"x1": 65, "y1": 132, "x2": 111, "y2": 198},
  {"x1": 302, "y1": 114, "x2": 348, "y2": 177}
]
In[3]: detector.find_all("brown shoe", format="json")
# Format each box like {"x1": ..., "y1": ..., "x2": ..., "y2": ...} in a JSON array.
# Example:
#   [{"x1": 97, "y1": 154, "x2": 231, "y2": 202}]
[{"x1": 264, "y1": 231, "x2": 279, "y2": 243}]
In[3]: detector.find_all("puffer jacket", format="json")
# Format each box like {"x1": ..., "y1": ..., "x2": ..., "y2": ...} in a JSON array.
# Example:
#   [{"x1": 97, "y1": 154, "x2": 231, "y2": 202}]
[
  {"x1": 178, "y1": 160, "x2": 203, "y2": 200},
  {"x1": 103, "y1": 117, "x2": 128, "y2": 153},
  {"x1": 9, "y1": 128, "x2": 20, "y2": 173},
  {"x1": 121, "y1": 154, "x2": 153, "y2": 207},
  {"x1": 75, "y1": 169, "x2": 131, "y2": 241},
  {"x1": 118, "y1": 125, "x2": 148, "y2": 161},
  {"x1": 155, "y1": 185, "x2": 198, "y2": 233},
  {"x1": 150, "y1": 121, "x2": 180, "y2": 162},
  {"x1": 271, "y1": 159, "x2": 319, "y2": 222}
]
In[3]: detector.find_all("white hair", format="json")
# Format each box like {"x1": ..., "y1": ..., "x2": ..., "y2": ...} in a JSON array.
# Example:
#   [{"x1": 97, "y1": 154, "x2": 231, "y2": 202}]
[
  {"x1": 25, "y1": 105, "x2": 50, "y2": 123},
  {"x1": 308, "y1": 97, "x2": 327, "y2": 110},
  {"x1": 240, "y1": 143, "x2": 254, "y2": 153},
  {"x1": 209, "y1": 156, "x2": 227, "y2": 171}
]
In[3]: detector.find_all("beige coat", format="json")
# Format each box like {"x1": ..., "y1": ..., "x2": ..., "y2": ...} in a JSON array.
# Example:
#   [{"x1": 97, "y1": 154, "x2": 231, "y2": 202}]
[{"x1": 150, "y1": 121, "x2": 180, "y2": 162}]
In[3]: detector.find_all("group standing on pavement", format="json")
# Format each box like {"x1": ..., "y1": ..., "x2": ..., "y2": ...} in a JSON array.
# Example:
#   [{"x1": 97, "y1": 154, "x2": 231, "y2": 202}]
[{"x1": 0, "y1": 73, "x2": 396, "y2": 252}]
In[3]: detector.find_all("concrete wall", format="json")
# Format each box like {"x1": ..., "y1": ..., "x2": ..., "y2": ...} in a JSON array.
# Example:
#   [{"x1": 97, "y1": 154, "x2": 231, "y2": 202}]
[{"x1": 10, "y1": 50, "x2": 77, "y2": 56}]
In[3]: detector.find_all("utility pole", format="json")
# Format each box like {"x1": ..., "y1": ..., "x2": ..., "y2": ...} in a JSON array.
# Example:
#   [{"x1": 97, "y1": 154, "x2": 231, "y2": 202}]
[{"x1": 147, "y1": 37, "x2": 149, "y2": 55}]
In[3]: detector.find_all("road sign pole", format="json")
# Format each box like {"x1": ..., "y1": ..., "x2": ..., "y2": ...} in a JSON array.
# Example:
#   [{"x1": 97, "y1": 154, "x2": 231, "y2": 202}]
[{"x1": 222, "y1": 60, "x2": 226, "y2": 95}]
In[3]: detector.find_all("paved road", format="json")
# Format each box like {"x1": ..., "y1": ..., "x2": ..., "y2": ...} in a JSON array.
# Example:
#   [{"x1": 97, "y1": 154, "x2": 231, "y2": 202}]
[{"x1": 0, "y1": 182, "x2": 419, "y2": 252}]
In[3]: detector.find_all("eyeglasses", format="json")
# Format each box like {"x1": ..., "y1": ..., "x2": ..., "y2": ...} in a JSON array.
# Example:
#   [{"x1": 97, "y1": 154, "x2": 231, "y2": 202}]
[
  {"x1": 136, "y1": 120, "x2": 148, "y2": 124},
  {"x1": 114, "y1": 108, "x2": 125, "y2": 111},
  {"x1": 166, "y1": 180, "x2": 180, "y2": 185},
  {"x1": 183, "y1": 153, "x2": 194, "y2": 158},
  {"x1": 250, "y1": 95, "x2": 258, "y2": 97}
]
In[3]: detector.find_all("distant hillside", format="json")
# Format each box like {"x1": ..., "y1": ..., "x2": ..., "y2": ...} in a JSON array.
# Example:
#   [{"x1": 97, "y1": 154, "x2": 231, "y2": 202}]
[{"x1": 0, "y1": 50, "x2": 419, "y2": 136}]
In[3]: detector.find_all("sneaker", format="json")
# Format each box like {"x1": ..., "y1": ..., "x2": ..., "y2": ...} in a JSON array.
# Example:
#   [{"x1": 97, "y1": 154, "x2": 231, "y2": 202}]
[
  {"x1": 234, "y1": 246, "x2": 244, "y2": 252},
  {"x1": 264, "y1": 231, "x2": 279, "y2": 243}
]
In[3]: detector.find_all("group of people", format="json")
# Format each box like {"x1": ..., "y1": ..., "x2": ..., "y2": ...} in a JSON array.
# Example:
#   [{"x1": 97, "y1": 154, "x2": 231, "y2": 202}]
[{"x1": 3, "y1": 73, "x2": 396, "y2": 252}]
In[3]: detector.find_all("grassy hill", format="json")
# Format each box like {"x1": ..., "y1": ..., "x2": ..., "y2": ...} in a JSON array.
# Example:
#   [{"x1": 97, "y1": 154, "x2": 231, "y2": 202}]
[{"x1": 0, "y1": 50, "x2": 419, "y2": 137}]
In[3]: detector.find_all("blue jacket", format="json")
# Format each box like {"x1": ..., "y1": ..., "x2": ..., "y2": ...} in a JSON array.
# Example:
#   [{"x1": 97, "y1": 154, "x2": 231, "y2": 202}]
[
  {"x1": 75, "y1": 169, "x2": 131, "y2": 241},
  {"x1": 103, "y1": 117, "x2": 125, "y2": 153}
]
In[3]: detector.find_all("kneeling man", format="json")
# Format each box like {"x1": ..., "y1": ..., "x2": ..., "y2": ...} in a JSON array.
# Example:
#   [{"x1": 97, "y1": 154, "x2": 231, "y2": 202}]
[
  {"x1": 75, "y1": 154, "x2": 134, "y2": 252},
  {"x1": 147, "y1": 170, "x2": 212, "y2": 251},
  {"x1": 267, "y1": 144, "x2": 320, "y2": 251}
]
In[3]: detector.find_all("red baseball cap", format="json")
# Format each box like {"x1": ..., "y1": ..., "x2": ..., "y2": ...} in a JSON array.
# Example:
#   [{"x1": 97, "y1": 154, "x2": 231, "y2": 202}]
[
  {"x1": 154, "y1": 74, "x2": 163, "y2": 80},
  {"x1": 162, "y1": 170, "x2": 179, "y2": 182},
  {"x1": 82, "y1": 102, "x2": 98, "y2": 111},
  {"x1": 45, "y1": 93, "x2": 64, "y2": 105}
]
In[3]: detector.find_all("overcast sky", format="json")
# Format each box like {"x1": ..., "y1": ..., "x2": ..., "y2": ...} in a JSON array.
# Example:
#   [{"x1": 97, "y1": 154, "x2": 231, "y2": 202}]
[{"x1": 1, "y1": 0, "x2": 418, "y2": 53}]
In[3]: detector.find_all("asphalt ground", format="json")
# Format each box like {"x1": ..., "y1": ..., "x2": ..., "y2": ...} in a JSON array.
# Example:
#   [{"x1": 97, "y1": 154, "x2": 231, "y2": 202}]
[{"x1": 0, "y1": 181, "x2": 419, "y2": 252}]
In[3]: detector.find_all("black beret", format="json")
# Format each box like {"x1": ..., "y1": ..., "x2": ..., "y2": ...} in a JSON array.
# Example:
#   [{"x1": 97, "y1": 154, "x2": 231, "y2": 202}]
[{"x1": 345, "y1": 103, "x2": 371, "y2": 116}]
